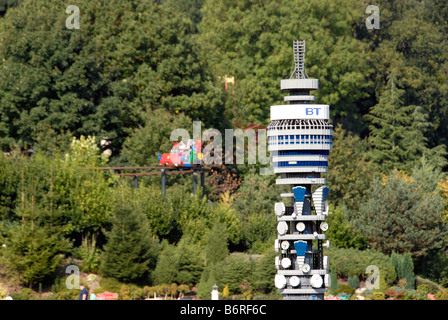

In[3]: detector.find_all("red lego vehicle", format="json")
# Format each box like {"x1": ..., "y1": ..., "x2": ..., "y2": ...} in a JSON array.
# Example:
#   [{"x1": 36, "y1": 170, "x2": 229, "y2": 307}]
[{"x1": 158, "y1": 139, "x2": 202, "y2": 167}]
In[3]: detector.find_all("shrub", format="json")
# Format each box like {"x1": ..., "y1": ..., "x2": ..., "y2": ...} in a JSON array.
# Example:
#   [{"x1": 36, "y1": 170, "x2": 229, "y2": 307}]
[
  {"x1": 250, "y1": 248, "x2": 276, "y2": 294},
  {"x1": 252, "y1": 292, "x2": 282, "y2": 300},
  {"x1": 329, "y1": 264, "x2": 340, "y2": 294},
  {"x1": 75, "y1": 244, "x2": 102, "y2": 273},
  {"x1": 50, "y1": 276, "x2": 79, "y2": 300},
  {"x1": 385, "y1": 287, "x2": 405, "y2": 300},
  {"x1": 370, "y1": 292, "x2": 386, "y2": 300},
  {"x1": 416, "y1": 284, "x2": 431, "y2": 300},
  {"x1": 415, "y1": 276, "x2": 444, "y2": 294},
  {"x1": 153, "y1": 283, "x2": 178, "y2": 299},
  {"x1": 240, "y1": 280, "x2": 253, "y2": 300},
  {"x1": 0, "y1": 283, "x2": 8, "y2": 299},
  {"x1": 177, "y1": 284, "x2": 190, "y2": 299},
  {"x1": 325, "y1": 247, "x2": 396, "y2": 286},
  {"x1": 116, "y1": 283, "x2": 147, "y2": 300},
  {"x1": 197, "y1": 265, "x2": 218, "y2": 299},
  {"x1": 222, "y1": 285, "x2": 230, "y2": 299},
  {"x1": 434, "y1": 290, "x2": 448, "y2": 300},
  {"x1": 215, "y1": 253, "x2": 254, "y2": 294},
  {"x1": 348, "y1": 275, "x2": 359, "y2": 289},
  {"x1": 98, "y1": 277, "x2": 123, "y2": 294},
  {"x1": 334, "y1": 284, "x2": 355, "y2": 297},
  {"x1": 324, "y1": 205, "x2": 367, "y2": 249},
  {"x1": 403, "y1": 290, "x2": 417, "y2": 300},
  {"x1": 9, "y1": 288, "x2": 37, "y2": 300},
  {"x1": 143, "y1": 286, "x2": 155, "y2": 299},
  {"x1": 391, "y1": 252, "x2": 415, "y2": 289},
  {"x1": 152, "y1": 240, "x2": 204, "y2": 286}
]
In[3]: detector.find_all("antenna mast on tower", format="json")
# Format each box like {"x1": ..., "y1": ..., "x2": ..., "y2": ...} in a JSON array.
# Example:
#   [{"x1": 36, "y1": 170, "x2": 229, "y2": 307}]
[{"x1": 290, "y1": 40, "x2": 308, "y2": 79}]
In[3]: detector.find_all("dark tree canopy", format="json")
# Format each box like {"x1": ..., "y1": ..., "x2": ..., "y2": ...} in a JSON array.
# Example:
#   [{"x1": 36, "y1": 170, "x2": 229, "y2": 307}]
[{"x1": 357, "y1": 171, "x2": 447, "y2": 260}]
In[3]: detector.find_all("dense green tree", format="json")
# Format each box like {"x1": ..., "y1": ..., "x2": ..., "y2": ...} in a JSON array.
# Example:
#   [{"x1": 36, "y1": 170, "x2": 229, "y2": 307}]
[
  {"x1": 325, "y1": 125, "x2": 378, "y2": 211},
  {"x1": 205, "y1": 221, "x2": 229, "y2": 266},
  {"x1": 0, "y1": 0, "x2": 448, "y2": 297},
  {"x1": 174, "y1": 190, "x2": 242, "y2": 247},
  {"x1": 0, "y1": 0, "x2": 22, "y2": 17},
  {"x1": 215, "y1": 253, "x2": 254, "y2": 294},
  {"x1": 329, "y1": 264, "x2": 339, "y2": 294},
  {"x1": 401, "y1": 253, "x2": 415, "y2": 289},
  {"x1": 250, "y1": 248, "x2": 277, "y2": 294},
  {"x1": 196, "y1": 264, "x2": 218, "y2": 299},
  {"x1": 365, "y1": 0, "x2": 448, "y2": 155},
  {"x1": 175, "y1": 239, "x2": 204, "y2": 284},
  {"x1": 391, "y1": 251, "x2": 415, "y2": 289},
  {"x1": 367, "y1": 70, "x2": 447, "y2": 172},
  {"x1": 348, "y1": 275, "x2": 359, "y2": 289},
  {"x1": 0, "y1": 0, "x2": 225, "y2": 154},
  {"x1": 412, "y1": 160, "x2": 446, "y2": 194},
  {"x1": 357, "y1": 171, "x2": 447, "y2": 262},
  {"x1": 199, "y1": 0, "x2": 373, "y2": 131},
  {"x1": 120, "y1": 109, "x2": 192, "y2": 166},
  {"x1": 56, "y1": 136, "x2": 114, "y2": 245},
  {"x1": 0, "y1": 223, "x2": 71, "y2": 287},
  {"x1": 100, "y1": 206, "x2": 160, "y2": 284},
  {"x1": 232, "y1": 170, "x2": 277, "y2": 251},
  {"x1": 0, "y1": 154, "x2": 21, "y2": 221},
  {"x1": 115, "y1": 182, "x2": 182, "y2": 243},
  {"x1": 232, "y1": 170, "x2": 276, "y2": 221},
  {"x1": 325, "y1": 206, "x2": 367, "y2": 249},
  {"x1": 162, "y1": 0, "x2": 204, "y2": 28},
  {"x1": 152, "y1": 238, "x2": 205, "y2": 285},
  {"x1": 209, "y1": 195, "x2": 242, "y2": 246},
  {"x1": 419, "y1": 250, "x2": 448, "y2": 286},
  {"x1": 152, "y1": 242, "x2": 178, "y2": 285},
  {"x1": 243, "y1": 212, "x2": 276, "y2": 254},
  {"x1": 1, "y1": 136, "x2": 114, "y2": 253},
  {"x1": 325, "y1": 247, "x2": 397, "y2": 286}
]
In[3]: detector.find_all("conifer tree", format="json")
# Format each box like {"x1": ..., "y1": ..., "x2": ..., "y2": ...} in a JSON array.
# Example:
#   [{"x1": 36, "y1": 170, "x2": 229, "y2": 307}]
[
  {"x1": 367, "y1": 70, "x2": 413, "y2": 171},
  {"x1": 152, "y1": 243, "x2": 178, "y2": 285},
  {"x1": 401, "y1": 253, "x2": 415, "y2": 289},
  {"x1": 100, "y1": 206, "x2": 160, "y2": 284},
  {"x1": 205, "y1": 221, "x2": 229, "y2": 266},
  {"x1": 357, "y1": 171, "x2": 447, "y2": 263},
  {"x1": 251, "y1": 248, "x2": 277, "y2": 293},
  {"x1": 325, "y1": 125, "x2": 378, "y2": 211},
  {"x1": 196, "y1": 265, "x2": 218, "y2": 299},
  {"x1": 391, "y1": 251, "x2": 415, "y2": 289},
  {"x1": 1, "y1": 223, "x2": 70, "y2": 287},
  {"x1": 367, "y1": 69, "x2": 447, "y2": 172},
  {"x1": 329, "y1": 264, "x2": 340, "y2": 294}
]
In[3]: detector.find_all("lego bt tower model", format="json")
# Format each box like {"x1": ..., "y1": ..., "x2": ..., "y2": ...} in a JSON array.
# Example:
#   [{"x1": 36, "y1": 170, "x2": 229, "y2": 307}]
[{"x1": 267, "y1": 40, "x2": 333, "y2": 300}]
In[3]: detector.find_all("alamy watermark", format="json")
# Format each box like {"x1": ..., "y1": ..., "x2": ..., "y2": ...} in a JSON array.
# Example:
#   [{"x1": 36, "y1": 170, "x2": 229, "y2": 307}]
[
  {"x1": 65, "y1": 265, "x2": 80, "y2": 289},
  {"x1": 66, "y1": 5, "x2": 80, "y2": 30},
  {"x1": 170, "y1": 121, "x2": 273, "y2": 175},
  {"x1": 366, "y1": 5, "x2": 380, "y2": 30},
  {"x1": 365, "y1": 265, "x2": 380, "y2": 289}
]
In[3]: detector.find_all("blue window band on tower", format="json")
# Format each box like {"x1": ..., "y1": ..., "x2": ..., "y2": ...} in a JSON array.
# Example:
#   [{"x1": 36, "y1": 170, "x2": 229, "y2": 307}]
[
  {"x1": 269, "y1": 135, "x2": 333, "y2": 146},
  {"x1": 273, "y1": 150, "x2": 329, "y2": 156},
  {"x1": 274, "y1": 161, "x2": 328, "y2": 167}
]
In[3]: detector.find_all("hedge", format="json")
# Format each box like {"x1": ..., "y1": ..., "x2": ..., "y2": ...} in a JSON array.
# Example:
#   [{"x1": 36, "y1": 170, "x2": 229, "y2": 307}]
[{"x1": 325, "y1": 247, "x2": 396, "y2": 286}]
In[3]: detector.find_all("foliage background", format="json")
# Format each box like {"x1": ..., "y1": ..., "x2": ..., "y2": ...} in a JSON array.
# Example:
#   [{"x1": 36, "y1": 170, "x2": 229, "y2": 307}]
[{"x1": 0, "y1": 0, "x2": 448, "y2": 299}]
